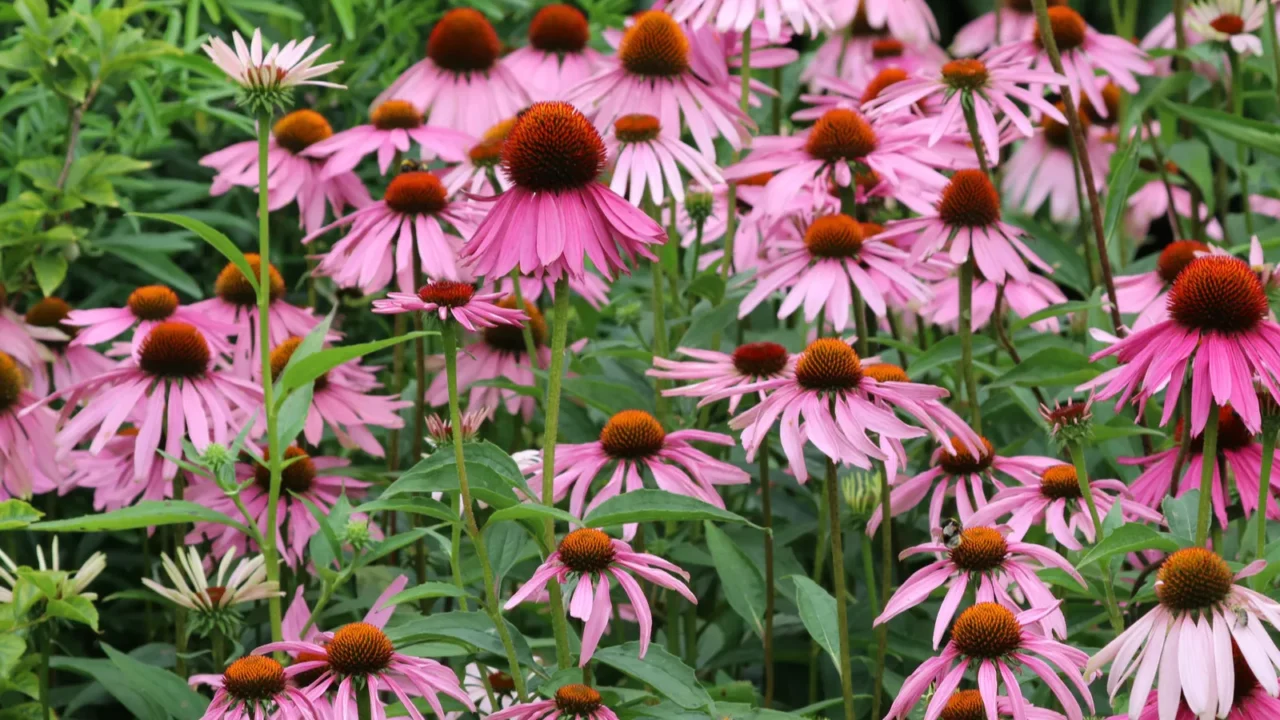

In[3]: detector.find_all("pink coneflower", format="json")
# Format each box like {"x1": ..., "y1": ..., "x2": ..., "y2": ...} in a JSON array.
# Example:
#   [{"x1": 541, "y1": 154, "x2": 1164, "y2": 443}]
[
  {"x1": 924, "y1": 269, "x2": 1069, "y2": 333},
  {"x1": 724, "y1": 108, "x2": 952, "y2": 218},
  {"x1": 728, "y1": 338, "x2": 969, "y2": 483},
  {"x1": 505, "y1": 528, "x2": 695, "y2": 664},
  {"x1": 686, "y1": 20, "x2": 801, "y2": 109},
  {"x1": 372, "y1": 280, "x2": 527, "y2": 331},
  {"x1": 201, "y1": 28, "x2": 343, "y2": 96},
  {"x1": 968, "y1": 463, "x2": 1164, "y2": 551},
  {"x1": 879, "y1": 170, "x2": 1053, "y2": 285},
  {"x1": 266, "y1": 338, "x2": 409, "y2": 457},
  {"x1": 459, "y1": 101, "x2": 665, "y2": 281},
  {"x1": 22, "y1": 297, "x2": 114, "y2": 395},
  {"x1": 739, "y1": 213, "x2": 931, "y2": 330},
  {"x1": 1087, "y1": 548, "x2": 1280, "y2": 720},
  {"x1": 443, "y1": 118, "x2": 515, "y2": 196},
  {"x1": 0, "y1": 351, "x2": 59, "y2": 500},
  {"x1": 300, "y1": 100, "x2": 472, "y2": 178},
  {"x1": 985, "y1": 6, "x2": 1150, "y2": 119},
  {"x1": 937, "y1": 689, "x2": 1068, "y2": 720},
  {"x1": 425, "y1": 405, "x2": 491, "y2": 448},
  {"x1": 487, "y1": 684, "x2": 619, "y2": 720},
  {"x1": 186, "y1": 446, "x2": 369, "y2": 567},
  {"x1": 493, "y1": 270, "x2": 612, "y2": 311},
  {"x1": 878, "y1": 524, "x2": 1083, "y2": 645},
  {"x1": 64, "y1": 428, "x2": 168, "y2": 510},
  {"x1": 189, "y1": 255, "x2": 331, "y2": 374},
  {"x1": 1121, "y1": 405, "x2": 1278, "y2": 529},
  {"x1": 649, "y1": 341, "x2": 796, "y2": 414},
  {"x1": 373, "y1": 8, "x2": 528, "y2": 135},
  {"x1": 259, "y1": 579, "x2": 472, "y2": 718},
  {"x1": 200, "y1": 109, "x2": 370, "y2": 235},
  {"x1": 504, "y1": 5, "x2": 608, "y2": 101},
  {"x1": 1187, "y1": 0, "x2": 1269, "y2": 56},
  {"x1": 860, "y1": 363, "x2": 985, "y2": 477},
  {"x1": 566, "y1": 11, "x2": 750, "y2": 158},
  {"x1": 604, "y1": 114, "x2": 723, "y2": 206},
  {"x1": 1112, "y1": 240, "x2": 1212, "y2": 331},
  {"x1": 1087, "y1": 255, "x2": 1280, "y2": 434},
  {"x1": 665, "y1": 0, "x2": 833, "y2": 39},
  {"x1": 191, "y1": 655, "x2": 320, "y2": 720},
  {"x1": 0, "y1": 289, "x2": 56, "y2": 377},
  {"x1": 887, "y1": 602, "x2": 1093, "y2": 720},
  {"x1": 64, "y1": 284, "x2": 237, "y2": 354},
  {"x1": 833, "y1": 0, "x2": 938, "y2": 42},
  {"x1": 1126, "y1": 175, "x2": 1223, "y2": 243},
  {"x1": 805, "y1": 24, "x2": 948, "y2": 92},
  {"x1": 952, "y1": 0, "x2": 1069, "y2": 56},
  {"x1": 867, "y1": 438, "x2": 1062, "y2": 535},
  {"x1": 32, "y1": 322, "x2": 260, "y2": 481},
  {"x1": 1003, "y1": 107, "x2": 1112, "y2": 223},
  {"x1": 305, "y1": 169, "x2": 479, "y2": 294},
  {"x1": 528, "y1": 410, "x2": 750, "y2": 525},
  {"x1": 864, "y1": 57, "x2": 1067, "y2": 161},
  {"x1": 1122, "y1": 647, "x2": 1280, "y2": 720}
]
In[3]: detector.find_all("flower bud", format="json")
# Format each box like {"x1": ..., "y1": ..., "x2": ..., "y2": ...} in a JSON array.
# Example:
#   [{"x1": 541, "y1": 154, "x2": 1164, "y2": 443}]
[
  {"x1": 841, "y1": 470, "x2": 881, "y2": 523},
  {"x1": 343, "y1": 518, "x2": 372, "y2": 551},
  {"x1": 685, "y1": 191, "x2": 714, "y2": 224}
]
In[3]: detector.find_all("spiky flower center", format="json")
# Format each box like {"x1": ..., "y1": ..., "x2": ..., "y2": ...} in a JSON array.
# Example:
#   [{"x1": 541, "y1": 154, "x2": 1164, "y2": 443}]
[
  {"x1": 940, "y1": 690, "x2": 986, "y2": 720},
  {"x1": 1167, "y1": 256, "x2": 1268, "y2": 334},
  {"x1": 1175, "y1": 405, "x2": 1255, "y2": 453},
  {"x1": 731, "y1": 342, "x2": 789, "y2": 378},
  {"x1": 418, "y1": 280, "x2": 476, "y2": 308},
  {"x1": 138, "y1": 322, "x2": 210, "y2": 379},
  {"x1": 1036, "y1": 6, "x2": 1087, "y2": 52},
  {"x1": 1041, "y1": 103, "x2": 1085, "y2": 148},
  {"x1": 488, "y1": 671, "x2": 517, "y2": 693},
  {"x1": 600, "y1": 410, "x2": 666, "y2": 459},
  {"x1": 0, "y1": 352, "x2": 24, "y2": 411},
  {"x1": 795, "y1": 338, "x2": 863, "y2": 391},
  {"x1": 215, "y1": 254, "x2": 284, "y2": 306},
  {"x1": 501, "y1": 101, "x2": 605, "y2": 193},
  {"x1": 254, "y1": 446, "x2": 317, "y2": 494},
  {"x1": 222, "y1": 656, "x2": 285, "y2": 701},
  {"x1": 384, "y1": 171, "x2": 449, "y2": 215},
  {"x1": 951, "y1": 603, "x2": 1023, "y2": 659},
  {"x1": 469, "y1": 138, "x2": 504, "y2": 168},
  {"x1": 805, "y1": 109, "x2": 878, "y2": 163},
  {"x1": 805, "y1": 215, "x2": 864, "y2": 259},
  {"x1": 1157, "y1": 548, "x2": 1234, "y2": 611},
  {"x1": 938, "y1": 170, "x2": 1002, "y2": 228},
  {"x1": 871, "y1": 39, "x2": 904, "y2": 58},
  {"x1": 942, "y1": 59, "x2": 990, "y2": 92},
  {"x1": 326, "y1": 622, "x2": 395, "y2": 675},
  {"x1": 1211, "y1": 14, "x2": 1246, "y2": 35},
  {"x1": 427, "y1": 8, "x2": 501, "y2": 73},
  {"x1": 614, "y1": 114, "x2": 662, "y2": 143},
  {"x1": 530, "y1": 4, "x2": 590, "y2": 53},
  {"x1": 127, "y1": 285, "x2": 179, "y2": 321},
  {"x1": 1157, "y1": 240, "x2": 1210, "y2": 284},
  {"x1": 555, "y1": 684, "x2": 604, "y2": 715},
  {"x1": 25, "y1": 297, "x2": 71, "y2": 330},
  {"x1": 371, "y1": 100, "x2": 423, "y2": 130},
  {"x1": 1083, "y1": 83, "x2": 1123, "y2": 126},
  {"x1": 291, "y1": 651, "x2": 329, "y2": 688},
  {"x1": 273, "y1": 110, "x2": 333, "y2": 154},
  {"x1": 619, "y1": 11, "x2": 690, "y2": 78},
  {"x1": 860, "y1": 221, "x2": 886, "y2": 238},
  {"x1": 861, "y1": 67, "x2": 909, "y2": 104},
  {"x1": 1040, "y1": 464, "x2": 1083, "y2": 499},
  {"x1": 863, "y1": 363, "x2": 910, "y2": 384},
  {"x1": 948, "y1": 527, "x2": 1008, "y2": 572},
  {"x1": 937, "y1": 438, "x2": 995, "y2": 475},
  {"x1": 558, "y1": 529, "x2": 617, "y2": 574},
  {"x1": 483, "y1": 298, "x2": 546, "y2": 353}
]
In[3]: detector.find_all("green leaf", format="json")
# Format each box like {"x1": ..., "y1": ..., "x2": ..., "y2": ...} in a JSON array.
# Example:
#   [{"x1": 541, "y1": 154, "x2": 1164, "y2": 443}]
[
  {"x1": 51, "y1": 657, "x2": 170, "y2": 720},
  {"x1": 584, "y1": 490, "x2": 757, "y2": 529},
  {"x1": 354, "y1": 497, "x2": 459, "y2": 525},
  {"x1": 329, "y1": 0, "x2": 355, "y2": 38},
  {"x1": 1163, "y1": 490, "x2": 1199, "y2": 544},
  {"x1": 0, "y1": 636, "x2": 24, "y2": 680},
  {"x1": 386, "y1": 442, "x2": 523, "y2": 510},
  {"x1": 1077, "y1": 524, "x2": 1181, "y2": 568},
  {"x1": 909, "y1": 334, "x2": 997, "y2": 376},
  {"x1": 46, "y1": 596, "x2": 99, "y2": 631},
  {"x1": 790, "y1": 576, "x2": 842, "y2": 678},
  {"x1": 276, "y1": 383, "x2": 313, "y2": 448},
  {"x1": 592, "y1": 643, "x2": 711, "y2": 710},
  {"x1": 487, "y1": 503, "x2": 580, "y2": 527},
  {"x1": 704, "y1": 522, "x2": 766, "y2": 637},
  {"x1": 385, "y1": 611, "x2": 542, "y2": 673},
  {"x1": 989, "y1": 348, "x2": 1100, "y2": 388},
  {"x1": 31, "y1": 254, "x2": 67, "y2": 296},
  {"x1": 31, "y1": 501, "x2": 249, "y2": 535},
  {"x1": 384, "y1": 582, "x2": 474, "y2": 607},
  {"x1": 1103, "y1": 138, "x2": 1142, "y2": 248},
  {"x1": 102, "y1": 644, "x2": 207, "y2": 719},
  {"x1": 101, "y1": 246, "x2": 203, "y2": 300},
  {"x1": 0, "y1": 499, "x2": 42, "y2": 530},
  {"x1": 130, "y1": 212, "x2": 257, "y2": 295},
  {"x1": 278, "y1": 332, "x2": 429, "y2": 396},
  {"x1": 1009, "y1": 299, "x2": 1100, "y2": 333},
  {"x1": 1162, "y1": 101, "x2": 1280, "y2": 156},
  {"x1": 1122, "y1": 72, "x2": 1192, "y2": 135},
  {"x1": 357, "y1": 528, "x2": 431, "y2": 568},
  {"x1": 678, "y1": 296, "x2": 742, "y2": 350}
]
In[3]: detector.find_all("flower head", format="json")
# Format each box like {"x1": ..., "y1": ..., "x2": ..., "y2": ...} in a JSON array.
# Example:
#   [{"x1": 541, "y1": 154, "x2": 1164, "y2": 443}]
[
  {"x1": 0, "y1": 350, "x2": 59, "y2": 500},
  {"x1": 1188, "y1": 0, "x2": 1269, "y2": 55},
  {"x1": 143, "y1": 547, "x2": 282, "y2": 638},
  {"x1": 202, "y1": 28, "x2": 343, "y2": 112},
  {"x1": 487, "y1": 683, "x2": 619, "y2": 720},
  {"x1": 604, "y1": 114, "x2": 723, "y2": 206},
  {"x1": 649, "y1": 342, "x2": 796, "y2": 414},
  {"x1": 194, "y1": 655, "x2": 320, "y2": 720},
  {"x1": 373, "y1": 281, "x2": 527, "y2": 332}
]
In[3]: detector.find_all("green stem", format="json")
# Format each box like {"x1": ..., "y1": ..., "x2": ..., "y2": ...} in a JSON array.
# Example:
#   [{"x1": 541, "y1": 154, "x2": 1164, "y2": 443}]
[
  {"x1": 1066, "y1": 443, "x2": 1125, "y2": 632},
  {"x1": 957, "y1": 257, "x2": 983, "y2": 433},
  {"x1": 872, "y1": 466, "x2": 892, "y2": 718},
  {"x1": 1267, "y1": 2, "x2": 1280, "y2": 109},
  {"x1": 412, "y1": 268, "x2": 429, "y2": 613},
  {"x1": 540, "y1": 278, "x2": 574, "y2": 669},
  {"x1": 759, "y1": 441, "x2": 775, "y2": 708},
  {"x1": 651, "y1": 259, "x2": 670, "y2": 422},
  {"x1": 172, "y1": 475, "x2": 188, "y2": 678},
  {"x1": 690, "y1": 217, "x2": 706, "y2": 277},
  {"x1": 1195, "y1": 401, "x2": 1221, "y2": 546},
  {"x1": 300, "y1": 579, "x2": 333, "y2": 639},
  {"x1": 1229, "y1": 49, "x2": 1256, "y2": 237},
  {"x1": 1257, "y1": 428, "x2": 1277, "y2": 560},
  {"x1": 357, "y1": 684, "x2": 372, "y2": 720},
  {"x1": 825, "y1": 459, "x2": 855, "y2": 720},
  {"x1": 508, "y1": 270, "x2": 541, "y2": 384},
  {"x1": 256, "y1": 111, "x2": 284, "y2": 648},
  {"x1": 960, "y1": 100, "x2": 992, "y2": 176},
  {"x1": 385, "y1": 313, "x2": 406, "y2": 563},
  {"x1": 212, "y1": 630, "x2": 227, "y2": 671},
  {"x1": 720, "y1": 26, "x2": 753, "y2": 283},
  {"x1": 39, "y1": 624, "x2": 51, "y2": 720},
  {"x1": 443, "y1": 323, "x2": 528, "y2": 700}
]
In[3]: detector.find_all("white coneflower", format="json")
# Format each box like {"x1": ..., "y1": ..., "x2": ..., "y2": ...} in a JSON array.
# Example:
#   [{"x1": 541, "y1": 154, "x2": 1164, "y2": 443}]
[
  {"x1": 201, "y1": 28, "x2": 344, "y2": 112},
  {"x1": 142, "y1": 547, "x2": 281, "y2": 635},
  {"x1": 1187, "y1": 0, "x2": 1269, "y2": 55},
  {"x1": 425, "y1": 405, "x2": 493, "y2": 448},
  {"x1": 5, "y1": 537, "x2": 108, "y2": 601}
]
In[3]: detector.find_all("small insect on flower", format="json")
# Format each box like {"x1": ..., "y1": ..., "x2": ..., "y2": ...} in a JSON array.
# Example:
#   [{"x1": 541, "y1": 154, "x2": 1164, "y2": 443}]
[{"x1": 940, "y1": 517, "x2": 964, "y2": 550}]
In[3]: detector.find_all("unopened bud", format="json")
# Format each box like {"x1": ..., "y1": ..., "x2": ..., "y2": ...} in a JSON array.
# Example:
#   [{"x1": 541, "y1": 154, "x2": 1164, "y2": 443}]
[
  {"x1": 343, "y1": 518, "x2": 372, "y2": 551},
  {"x1": 685, "y1": 191, "x2": 714, "y2": 224},
  {"x1": 841, "y1": 470, "x2": 881, "y2": 522}
]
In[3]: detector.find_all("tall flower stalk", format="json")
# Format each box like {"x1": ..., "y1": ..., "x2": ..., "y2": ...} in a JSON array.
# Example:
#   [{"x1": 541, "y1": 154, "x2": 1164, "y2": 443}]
[
  {"x1": 824, "y1": 458, "x2": 855, "y2": 720},
  {"x1": 1196, "y1": 400, "x2": 1222, "y2": 545},
  {"x1": 541, "y1": 278, "x2": 575, "y2": 668}
]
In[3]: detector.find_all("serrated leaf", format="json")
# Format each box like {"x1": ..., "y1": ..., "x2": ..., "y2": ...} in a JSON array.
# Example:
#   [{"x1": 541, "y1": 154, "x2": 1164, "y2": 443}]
[
  {"x1": 385, "y1": 611, "x2": 542, "y2": 673},
  {"x1": 909, "y1": 333, "x2": 997, "y2": 376},
  {"x1": 487, "y1": 503, "x2": 580, "y2": 527},
  {"x1": 989, "y1": 348, "x2": 1100, "y2": 388},
  {"x1": 354, "y1": 497, "x2": 459, "y2": 525},
  {"x1": 386, "y1": 442, "x2": 522, "y2": 510}
]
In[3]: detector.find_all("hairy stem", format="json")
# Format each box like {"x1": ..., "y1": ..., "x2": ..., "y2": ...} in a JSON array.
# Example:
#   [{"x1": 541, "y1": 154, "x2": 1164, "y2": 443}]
[
  {"x1": 541, "y1": 278, "x2": 574, "y2": 668},
  {"x1": 825, "y1": 459, "x2": 855, "y2": 720},
  {"x1": 1257, "y1": 428, "x2": 1277, "y2": 560},
  {"x1": 257, "y1": 112, "x2": 284, "y2": 647},
  {"x1": 1067, "y1": 442, "x2": 1125, "y2": 632},
  {"x1": 872, "y1": 466, "x2": 892, "y2": 720},
  {"x1": 958, "y1": 257, "x2": 983, "y2": 433}
]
